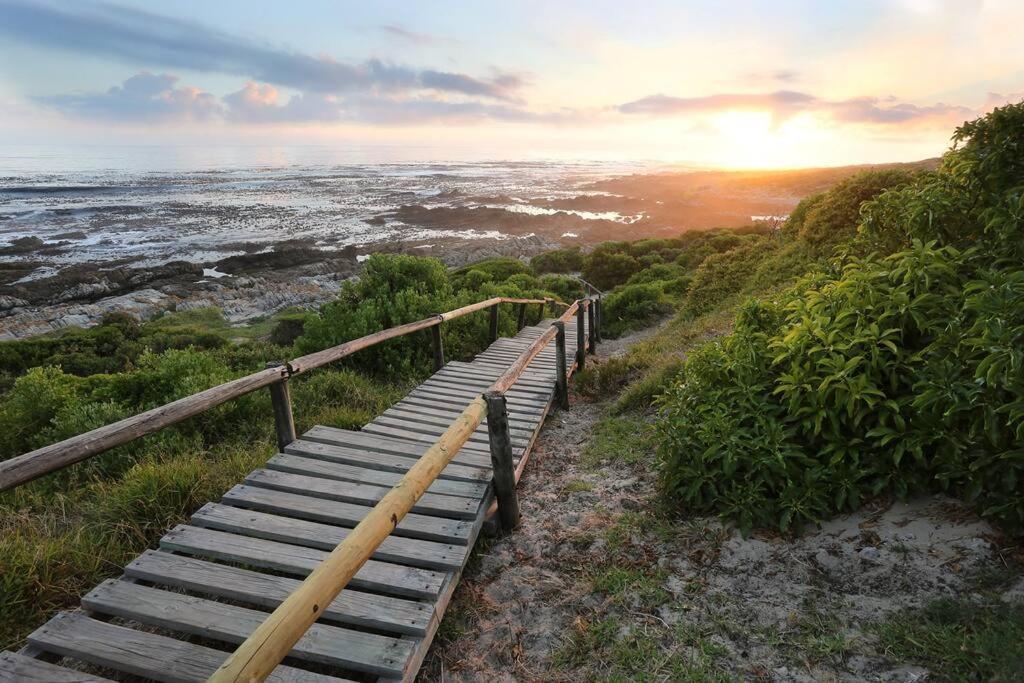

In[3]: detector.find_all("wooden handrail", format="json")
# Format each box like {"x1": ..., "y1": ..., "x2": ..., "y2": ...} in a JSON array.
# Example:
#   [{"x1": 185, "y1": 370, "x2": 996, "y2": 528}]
[
  {"x1": 210, "y1": 296, "x2": 592, "y2": 683},
  {"x1": 0, "y1": 296, "x2": 552, "y2": 493}
]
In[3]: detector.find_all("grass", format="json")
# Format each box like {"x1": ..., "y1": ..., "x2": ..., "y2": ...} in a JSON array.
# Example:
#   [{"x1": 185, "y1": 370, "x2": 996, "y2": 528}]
[
  {"x1": 873, "y1": 598, "x2": 1024, "y2": 681},
  {"x1": 581, "y1": 416, "x2": 655, "y2": 468},
  {"x1": 0, "y1": 364, "x2": 406, "y2": 650}
]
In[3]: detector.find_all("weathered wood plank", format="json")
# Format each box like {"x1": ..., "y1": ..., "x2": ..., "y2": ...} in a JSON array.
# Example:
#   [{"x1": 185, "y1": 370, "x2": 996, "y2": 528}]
[
  {"x1": 385, "y1": 404, "x2": 538, "y2": 438},
  {"x1": 27, "y1": 612, "x2": 346, "y2": 683},
  {"x1": 417, "y1": 376, "x2": 553, "y2": 403},
  {"x1": 222, "y1": 485, "x2": 473, "y2": 544},
  {"x1": 369, "y1": 414, "x2": 531, "y2": 450},
  {"x1": 284, "y1": 438, "x2": 491, "y2": 481},
  {"x1": 160, "y1": 525, "x2": 445, "y2": 599},
  {"x1": 125, "y1": 550, "x2": 432, "y2": 636},
  {"x1": 302, "y1": 426, "x2": 495, "y2": 469},
  {"x1": 0, "y1": 651, "x2": 112, "y2": 683},
  {"x1": 360, "y1": 422, "x2": 524, "y2": 459},
  {"x1": 245, "y1": 469, "x2": 479, "y2": 520},
  {"x1": 399, "y1": 393, "x2": 544, "y2": 420},
  {"x1": 266, "y1": 453, "x2": 487, "y2": 499},
  {"x1": 82, "y1": 579, "x2": 412, "y2": 677},
  {"x1": 407, "y1": 379, "x2": 551, "y2": 408},
  {"x1": 192, "y1": 503, "x2": 467, "y2": 570}
]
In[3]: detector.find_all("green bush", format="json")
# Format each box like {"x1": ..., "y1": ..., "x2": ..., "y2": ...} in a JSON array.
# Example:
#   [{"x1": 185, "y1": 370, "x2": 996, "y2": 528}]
[
  {"x1": 583, "y1": 250, "x2": 642, "y2": 290},
  {"x1": 602, "y1": 284, "x2": 673, "y2": 338},
  {"x1": 657, "y1": 102, "x2": 1024, "y2": 534},
  {"x1": 531, "y1": 247, "x2": 584, "y2": 274},
  {"x1": 683, "y1": 238, "x2": 773, "y2": 317}
]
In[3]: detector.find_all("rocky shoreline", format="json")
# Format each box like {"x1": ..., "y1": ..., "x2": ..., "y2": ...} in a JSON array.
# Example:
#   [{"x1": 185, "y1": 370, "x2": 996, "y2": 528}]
[{"x1": 0, "y1": 233, "x2": 557, "y2": 340}]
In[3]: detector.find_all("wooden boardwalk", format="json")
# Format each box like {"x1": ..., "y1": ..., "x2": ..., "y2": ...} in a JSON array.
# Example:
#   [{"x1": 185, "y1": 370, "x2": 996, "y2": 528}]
[{"x1": 3, "y1": 316, "x2": 587, "y2": 683}]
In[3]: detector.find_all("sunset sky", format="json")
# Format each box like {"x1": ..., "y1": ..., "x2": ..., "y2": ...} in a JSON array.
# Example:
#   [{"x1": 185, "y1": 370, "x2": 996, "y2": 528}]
[{"x1": 1, "y1": 0, "x2": 1022, "y2": 168}]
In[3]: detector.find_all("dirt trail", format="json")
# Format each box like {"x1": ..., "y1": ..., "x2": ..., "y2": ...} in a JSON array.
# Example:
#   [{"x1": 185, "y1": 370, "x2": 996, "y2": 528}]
[{"x1": 422, "y1": 329, "x2": 1022, "y2": 682}]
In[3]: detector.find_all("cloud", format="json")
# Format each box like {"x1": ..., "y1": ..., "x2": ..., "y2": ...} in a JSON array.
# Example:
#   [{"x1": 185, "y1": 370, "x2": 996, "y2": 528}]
[
  {"x1": 0, "y1": 0, "x2": 520, "y2": 100},
  {"x1": 378, "y1": 24, "x2": 444, "y2": 45},
  {"x1": 619, "y1": 90, "x2": 973, "y2": 127},
  {"x1": 37, "y1": 72, "x2": 221, "y2": 122},
  {"x1": 744, "y1": 69, "x2": 801, "y2": 85},
  {"x1": 222, "y1": 81, "x2": 571, "y2": 126}
]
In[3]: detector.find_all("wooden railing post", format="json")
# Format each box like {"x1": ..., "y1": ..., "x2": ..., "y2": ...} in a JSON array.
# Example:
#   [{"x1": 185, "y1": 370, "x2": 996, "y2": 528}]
[
  {"x1": 588, "y1": 298, "x2": 597, "y2": 353},
  {"x1": 595, "y1": 296, "x2": 602, "y2": 342},
  {"x1": 483, "y1": 391, "x2": 520, "y2": 531},
  {"x1": 576, "y1": 300, "x2": 587, "y2": 371},
  {"x1": 516, "y1": 302, "x2": 526, "y2": 331},
  {"x1": 265, "y1": 362, "x2": 296, "y2": 452},
  {"x1": 553, "y1": 320, "x2": 569, "y2": 409},
  {"x1": 430, "y1": 319, "x2": 445, "y2": 371},
  {"x1": 489, "y1": 303, "x2": 500, "y2": 343}
]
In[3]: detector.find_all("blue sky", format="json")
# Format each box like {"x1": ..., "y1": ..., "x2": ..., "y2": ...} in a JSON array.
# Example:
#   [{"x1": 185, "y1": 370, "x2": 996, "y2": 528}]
[{"x1": 1, "y1": 0, "x2": 1021, "y2": 167}]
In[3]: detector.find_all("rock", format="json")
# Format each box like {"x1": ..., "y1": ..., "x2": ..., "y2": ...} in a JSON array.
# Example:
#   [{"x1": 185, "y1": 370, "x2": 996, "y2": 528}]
[{"x1": 859, "y1": 546, "x2": 881, "y2": 561}]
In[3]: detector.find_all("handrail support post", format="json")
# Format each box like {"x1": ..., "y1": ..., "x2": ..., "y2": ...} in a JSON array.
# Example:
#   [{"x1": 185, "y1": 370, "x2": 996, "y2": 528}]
[
  {"x1": 553, "y1": 321, "x2": 569, "y2": 409},
  {"x1": 430, "y1": 318, "x2": 445, "y2": 371},
  {"x1": 576, "y1": 301, "x2": 587, "y2": 371},
  {"x1": 484, "y1": 391, "x2": 520, "y2": 531},
  {"x1": 265, "y1": 362, "x2": 297, "y2": 451},
  {"x1": 588, "y1": 298, "x2": 597, "y2": 354},
  {"x1": 516, "y1": 302, "x2": 526, "y2": 331},
  {"x1": 489, "y1": 303, "x2": 500, "y2": 343},
  {"x1": 595, "y1": 296, "x2": 602, "y2": 343}
]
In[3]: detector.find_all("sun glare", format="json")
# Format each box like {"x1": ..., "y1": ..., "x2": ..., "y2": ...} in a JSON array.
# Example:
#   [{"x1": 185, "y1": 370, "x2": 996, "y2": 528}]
[{"x1": 709, "y1": 110, "x2": 827, "y2": 169}]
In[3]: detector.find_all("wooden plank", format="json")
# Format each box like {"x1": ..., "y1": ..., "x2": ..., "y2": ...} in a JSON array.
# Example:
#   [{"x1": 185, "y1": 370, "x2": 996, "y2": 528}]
[
  {"x1": 245, "y1": 469, "x2": 479, "y2": 520},
  {"x1": 369, "y1": 414, "x2": 532, "y2": 450},
  {"x1": 417, "y1": 376, "x2": 553, "y2": 402},
  {"x1": 360, "y1": 423, "x2": 523, "y2": 460},
  {"x1": 82, "y1": 579, "x2": 412, "y2": 678},
  {"x1": 192, "y1": 503, "x2": 467, "y2": 571},
  {"x1": 222, "y1": 485, "x2": 473, "y2": 544},
  {"x1": 27, "y1": 612, "x2": 345, "y2": 683},
  {"x1": 125, "y1": 550, "x2": 432, "y2": 636},
  {"x1": 161, "y1": 525, "x2": 445, "y2": 599},
  {"x1": 266, "y1": 453, "x2": 487, "y2": 499},
  {"x1": 405, "y1": 386, "x2": 547, "y2": 418},
  {"x1": 386, "y1": 404, "x2": 538, "y2": 439},
  {"x1": 284, "y1": 439, "x2": 491, "y2": 482},
  {"x1": 302, "y1": 426, "x2": 494, "y2": 469},
  {"x1": 399, "y1": 393, "x2": 543, "y2": 421},
  {"x1": 438, "y1": 365, "x2": 552, "y2": 390},
  {"x1": 0, "y1": 651, "x2": 112, "y2": 683}
]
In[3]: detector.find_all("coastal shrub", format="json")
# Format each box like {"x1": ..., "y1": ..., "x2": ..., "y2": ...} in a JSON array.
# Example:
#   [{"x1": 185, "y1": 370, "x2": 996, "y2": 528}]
[
  {"x1": 582, "y1": 251, "x2": 642, "y2": 290},
  {"x1": 626, "y1": 263, "x2": 687, "y2": 287},
  {"x1": 461, "y1": 268, "x2": 493, "y2": 290},
  {"x1": 531, "y1": 247, "x2": 584, "y2": 274},
  {"x1": 602, "y1": 284, "x2": 673, "y2": 338},
  {"x1": 269, "y1": 311, "x2": 310, "y2": 346},
  {"x1": 539, "y1": 274, "x2": 585, "y2": 303},
  {"x1": 451, "y1": 257, "x2": 530, "y2": 285},
  {"x1": 658, "y1": 103, "x2": 1024, "y2": 534},
  {"x1": 683, "y1": 238, "x2": 773, "y2": 317},
  {"x1": 795, "y1": 169, "x2": 916, "y2": 251}
]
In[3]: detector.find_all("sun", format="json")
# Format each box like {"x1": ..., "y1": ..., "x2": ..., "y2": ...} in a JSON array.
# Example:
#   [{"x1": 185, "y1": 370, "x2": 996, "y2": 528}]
[{"x1": 710, "y1": 110, "x2": 823, "y2": 169}]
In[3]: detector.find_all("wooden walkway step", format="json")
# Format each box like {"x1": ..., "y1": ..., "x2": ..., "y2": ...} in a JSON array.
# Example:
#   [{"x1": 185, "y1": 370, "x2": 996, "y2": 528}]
[{"x1": 8, "y1": 316, "x2": 588, "y2": 681}]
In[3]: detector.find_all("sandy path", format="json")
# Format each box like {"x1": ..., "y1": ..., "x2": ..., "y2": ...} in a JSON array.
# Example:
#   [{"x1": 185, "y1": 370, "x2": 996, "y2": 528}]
[{"x1": 421, "y1": 328, "x2": 1022, "y2": 682}]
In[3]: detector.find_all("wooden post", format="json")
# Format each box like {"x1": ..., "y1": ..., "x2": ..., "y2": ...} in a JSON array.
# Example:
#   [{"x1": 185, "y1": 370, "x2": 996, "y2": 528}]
[
  {"x1": 265, "y1": 362, "x2": 296, "y2": 452},
  {"x1": 595, "y1": 296, "x2": 602, "y2": 342},
  {"x1": 588, "y1": 298, "x2": 597, "y2": 353},
  {"x1": 553, "y1": 321, "x2": 569, "y2": 409},
  {"x1": 537, "y1": 301, "x2": 545, "y2": 323},
  {"x1": 576, "y1": 301, "x2": 587, "y2": 371},
  {"x1": 431, "y1": 322, "x2": 444, "y2": 371},
  {"x1": 489, "y1": 303, "x2": 500, "y2": 343},
  {"x1": 484, "y1": 391, "x2": 520, "y2": 531},
  {"x1": 546, "y1": 297, "x2": 556, "y2": 316},
  {"x1": 516, "y1": 302, "x2": 526, "y2": 331}
]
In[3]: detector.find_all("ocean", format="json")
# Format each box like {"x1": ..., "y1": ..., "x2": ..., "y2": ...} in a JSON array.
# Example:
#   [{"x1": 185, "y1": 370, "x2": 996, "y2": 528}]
[{"x1": 0, "y1": 144, "x2": 656, "y2": 281}]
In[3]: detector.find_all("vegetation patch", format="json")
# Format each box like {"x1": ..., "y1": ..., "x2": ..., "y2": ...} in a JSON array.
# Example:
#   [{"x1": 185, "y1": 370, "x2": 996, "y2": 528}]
[{"x1": 873, "y1": 599, "x2": 1024, "y2": 681}]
